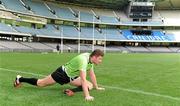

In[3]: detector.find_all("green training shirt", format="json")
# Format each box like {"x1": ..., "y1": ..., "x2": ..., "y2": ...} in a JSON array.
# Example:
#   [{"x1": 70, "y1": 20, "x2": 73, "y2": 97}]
[{"x1": 64, "y1": 53, "x2": 94, "y2": 77}]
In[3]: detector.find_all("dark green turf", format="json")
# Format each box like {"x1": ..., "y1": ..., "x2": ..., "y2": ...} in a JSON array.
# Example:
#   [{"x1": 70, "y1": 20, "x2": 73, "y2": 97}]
[{"x1": 0, "y1": 52, "x2": 180, "y2": 106}]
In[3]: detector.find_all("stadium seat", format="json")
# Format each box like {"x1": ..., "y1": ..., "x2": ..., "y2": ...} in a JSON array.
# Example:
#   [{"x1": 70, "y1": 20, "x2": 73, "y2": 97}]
[
  {"x1": 24, "y1": 0, "x2": 55, "y2": 18},
  {"x1": 0, "y1": 0, "x2": 31, "y2": 14}
]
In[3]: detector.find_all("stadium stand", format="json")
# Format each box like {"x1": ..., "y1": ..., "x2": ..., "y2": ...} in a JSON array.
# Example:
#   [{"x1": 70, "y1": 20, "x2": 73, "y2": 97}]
[
  {"x1": 169, "y1": 47, "x2": 180, "y2": 52},
  {"x1": 71, "y1": 6, "x2": 100, "y2": 22},
  {"x1": 80, "y1": 44, "x2": 92, "y2": 52},
  {"x1": 0, "y1": 3, "x2": 5, "y2": 9},
  {"x1": 91, "y1": 8, "x2": 119, "y2": 24},
  {"x1": 12, "y1": 25, "x2": 40, "y2": 35},
  {"x1": 23, "y1": 0, "x2": 55, "y2": 18},
  {"x1": 171, "y1": 0, "x2": 180, "y2": 8},
  {"x1": 159, "y1": 10, "x2": 180, "y2": 26},
  {"x1": 146, "y1": 47, "x2": 173, "y2": 53},
  {"x1": 113, "y1": 11, "x2": 130, "y2": 22},
  {"x1": 37, "y1": 24, "x2": 61, "y2": 37},
  {"x1": 0, "y1": 40, "x2": 32, "y2": 50},
  {"x1": 122, "y1": 30, "x2": 175, "y2": 41},
  {"x1": 80, "y1": 12, "x2": 100, "y2": 23},
  {"x1": 125, "y1": 46, "x2": 149, "y2": 53},
  {"x1": 0, "y1": 45, "x2": 5, "y2": 49},
  {"x1": 102, "y1": 29, "x2": 126, "y2": 41},
  {"x1": 105, "y1": 46, "x2": 122, "y2": 52},
  {"x1": 0, "y1": 22, "x2": 178, "y2": 42},
  {"x1": 0, "y1": 0, "x2": 179, "y2": 53},
  {"x1": 0, "y1": 0, "x2": 31, "y2": 14},
  {"x1": 80, "y1": 27, "x2": 94, "y2": 39},
  {"x1": 61, "y1": 25, "x2": 79, "y2": 39},
  {"x1": 47, "y1": 2, "x2": 77, "y2": 20},
  {"x1": 94, "y1": 45, "x2": 104, "y2": 50},
  {"x1": 100, "y1": 16, "x2": 119, "y2": 24},
  {"x1": 80, "y1": 27, "x2": 105, "y2": 40},
  {"x1": 21, "y1": 42, "x2": 52, "y2": 50},
  {"x1": 43, "y1": 42, "x2": 58, "y2": 49},
  {"x1": 0, "y1": 23, "x2": 18, "y2": 33}
]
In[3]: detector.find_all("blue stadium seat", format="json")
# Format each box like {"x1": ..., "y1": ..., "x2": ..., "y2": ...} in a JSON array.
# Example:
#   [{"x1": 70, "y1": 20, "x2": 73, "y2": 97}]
[
  {"x1": 47, "y1": 3, "x2": 76, "y2": 20},
  {"x1": 81, "y1": 27, "x2": 93, "y2": 39},
  {"x1": 38, "y1": 25, "x2": 61, "y2": 37},
  {"x1": 13, "y1": 26, "x2": 40, "y2": 35},
  {"x1": 24, "y1": 0, "x2": 55, "y2": 18},
  {"x1": 61, "y1": 25, "x2": 79, "y2": 38},
  {"x1": 122, "y1": 30, "x2": 132, "y2": 36},
  {"x1": 122, "y1": 30, "x2": 174, "y2": 41},
  {"x1": 12, "y1": 24, "x2": 61, "y2": 37},
  {"x1": 102, "y1": 29, "x2": 124, "y2": 40},
  {"x1": 152, "y1": 30, "x2": 164, "y2": 36},
  {"x1": 0, "y1": 23, "x2": 16, "y2": 33},
  {"x1": 100, "y1": 16, "x2": 119, "y2": 24},
  {"x1": 80, "y1": 12, "x2": 99, "y2": 22},
  {"x1": 1, "y1": 0, "x2": 30, "y2": 13}
]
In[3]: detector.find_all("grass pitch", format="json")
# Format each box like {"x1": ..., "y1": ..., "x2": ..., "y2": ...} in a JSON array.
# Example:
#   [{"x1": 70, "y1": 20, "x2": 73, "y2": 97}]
[{"x1": 0, "y1": 52, "x2": 180, "y2": 106}]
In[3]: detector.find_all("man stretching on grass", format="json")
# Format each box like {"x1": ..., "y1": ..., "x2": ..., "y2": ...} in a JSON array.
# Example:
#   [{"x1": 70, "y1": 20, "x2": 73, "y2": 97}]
[{"x1": 14, "y1": 49, "x2": 105, "y2": 101}]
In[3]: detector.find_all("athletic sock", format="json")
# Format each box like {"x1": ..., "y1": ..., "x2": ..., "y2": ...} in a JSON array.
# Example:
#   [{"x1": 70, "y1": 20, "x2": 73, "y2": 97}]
[
  {"x1": 70, "y1": 86, "x2": 83, "y2": 92},
  {"x1": 19, "y1": 77, "x2": 38, "y2": 86}
]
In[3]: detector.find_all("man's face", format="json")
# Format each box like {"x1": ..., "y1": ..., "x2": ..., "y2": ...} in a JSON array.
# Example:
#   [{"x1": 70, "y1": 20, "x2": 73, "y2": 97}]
[{"x1": 92, "y1": 56, "x2": 103, "y2": 65}]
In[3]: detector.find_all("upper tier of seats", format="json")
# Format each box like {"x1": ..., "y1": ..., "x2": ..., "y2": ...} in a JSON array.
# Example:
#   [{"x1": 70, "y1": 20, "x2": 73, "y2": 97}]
[
  {"x1": 1, "y1": 0, "x2": 31, "y2": 14},
  {"x1": 23, "y1": 0, "x2": 55, "y2": 18},
  {"x1": 1, "y1": 0, "x2": 176, "y2": 26}
]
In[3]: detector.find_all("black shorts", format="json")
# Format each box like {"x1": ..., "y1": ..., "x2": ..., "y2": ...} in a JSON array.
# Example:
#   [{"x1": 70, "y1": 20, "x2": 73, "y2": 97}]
[{"x1": 51, "y1": 66, "x2": 78, "y2": 85}]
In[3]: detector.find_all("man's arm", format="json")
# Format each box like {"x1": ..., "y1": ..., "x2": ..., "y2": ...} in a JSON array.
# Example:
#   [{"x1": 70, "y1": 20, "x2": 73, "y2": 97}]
[
  {"x1": 89, "y1": 69, "x2": 105, "y2": 90},
  {"x1": 80, "y1": 70, "x2": 94, "y2": 101},
  {"x1": 89, "y1": 69, "x2": 98, "y2": 89}
]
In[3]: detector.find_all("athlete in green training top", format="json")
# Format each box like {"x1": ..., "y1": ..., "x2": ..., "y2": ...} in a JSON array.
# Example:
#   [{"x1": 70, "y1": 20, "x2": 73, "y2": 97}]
[{"x1": 14, "y1": 49, "x2": 105, "y2": 101}]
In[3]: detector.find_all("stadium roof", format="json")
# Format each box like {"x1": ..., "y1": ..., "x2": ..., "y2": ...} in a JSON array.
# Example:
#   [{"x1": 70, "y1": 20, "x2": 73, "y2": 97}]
[
  {"x1": 45, "y1": 0, "x2": 180, "y2": 10},
  {"x1": 50, "y1": 0, "x2": 129, "y2": 9}
]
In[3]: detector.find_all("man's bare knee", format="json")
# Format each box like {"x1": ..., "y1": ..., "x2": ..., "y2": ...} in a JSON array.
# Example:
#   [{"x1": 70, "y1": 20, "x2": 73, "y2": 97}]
[{"x1": 88, "y1": 82, "x2": 93, "y2": 90}]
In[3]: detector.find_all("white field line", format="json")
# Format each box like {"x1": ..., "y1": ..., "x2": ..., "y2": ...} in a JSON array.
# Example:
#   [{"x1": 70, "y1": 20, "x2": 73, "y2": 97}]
[
  {"x1": 100, "y1": 85, "x2": 180, "y2": 101},
  {"x1": 1, "y1": 67, "x2": 180, "y2": 101},
  {"x1": 0, "y1": 67, "x2": 45, "y2": 77}
]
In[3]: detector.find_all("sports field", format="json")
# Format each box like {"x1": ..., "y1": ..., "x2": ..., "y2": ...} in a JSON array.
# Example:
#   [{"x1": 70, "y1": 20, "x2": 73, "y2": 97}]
[{"x1": 0, "y1": 52, "x2": 180, "y2": 106}]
